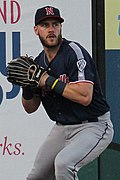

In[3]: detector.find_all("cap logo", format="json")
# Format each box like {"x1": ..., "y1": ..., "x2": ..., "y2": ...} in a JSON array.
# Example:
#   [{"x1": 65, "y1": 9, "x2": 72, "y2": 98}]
[{"x1": 45, "y1": 7, "x2": 54, "y2": 15}]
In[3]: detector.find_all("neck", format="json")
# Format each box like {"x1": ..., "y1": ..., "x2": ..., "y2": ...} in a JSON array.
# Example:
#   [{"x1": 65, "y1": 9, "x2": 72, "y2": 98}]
[{"x1": 44, "y1": 43, "x2": 62, "y2": 62}]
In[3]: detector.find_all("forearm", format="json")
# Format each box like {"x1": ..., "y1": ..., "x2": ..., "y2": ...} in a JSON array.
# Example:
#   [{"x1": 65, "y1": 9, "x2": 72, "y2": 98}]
[
  {"x1": 22, "y1": 87, "x2": 41, "y2": 113},
  {"x1": 62, "y1": 83, "x2": 93, "y2": 106},
  {"x1": 40, "y1": 75, "x2": 93, "y2": 106},
  {"x1": 22, "y1": 96, "x2": 41, "y2": 113}
]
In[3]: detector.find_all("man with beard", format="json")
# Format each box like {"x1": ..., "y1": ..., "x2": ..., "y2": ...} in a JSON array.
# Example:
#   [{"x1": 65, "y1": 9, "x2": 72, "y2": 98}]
[{"x1": 23, "y1": 6, "x2": 114, "y2": 180}]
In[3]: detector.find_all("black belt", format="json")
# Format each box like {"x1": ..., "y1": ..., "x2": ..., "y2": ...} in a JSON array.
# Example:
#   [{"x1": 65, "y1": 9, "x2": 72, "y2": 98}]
[
  {"x1": 56, "y1": 118, "x2": 98, "y2": 125},
  {"x1": 80, "y1": 118, "x2": 98, "y2": 124}
]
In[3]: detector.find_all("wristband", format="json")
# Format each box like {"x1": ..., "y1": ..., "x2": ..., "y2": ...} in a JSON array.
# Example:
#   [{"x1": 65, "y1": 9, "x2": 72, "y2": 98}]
[
  {"x1": 51, "y1": 79, "x2": 59, "y2": 89},
  {"x1": 45, "y1": 76, "x2": 66, "y2": 95},
  {"x1": 22, "y1": 87, "x2": 34, "y2": 100}
]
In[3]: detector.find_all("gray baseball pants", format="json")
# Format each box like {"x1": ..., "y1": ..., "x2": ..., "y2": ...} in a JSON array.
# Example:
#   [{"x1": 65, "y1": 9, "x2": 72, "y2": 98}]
[{"x1": 26, "y1": 111, "x2": 114, "y2": 180}]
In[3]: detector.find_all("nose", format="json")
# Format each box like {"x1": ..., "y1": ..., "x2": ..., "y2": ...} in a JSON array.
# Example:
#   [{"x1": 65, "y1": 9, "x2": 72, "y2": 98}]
[{"x1": 48, "y1": 24, "x2": 55, "y2": 31}]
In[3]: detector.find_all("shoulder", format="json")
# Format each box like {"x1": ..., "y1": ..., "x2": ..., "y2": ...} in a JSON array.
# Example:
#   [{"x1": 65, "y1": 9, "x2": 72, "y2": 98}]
[
  {"x1": 34, "y1": 51, "x2": 44, "y2": 64},
  {"x1": 62, "y1": 39, "x2": 96, "y2": 71},
  {"x1": 62, "y1": 38, "x2": 91, "y2": 60}
]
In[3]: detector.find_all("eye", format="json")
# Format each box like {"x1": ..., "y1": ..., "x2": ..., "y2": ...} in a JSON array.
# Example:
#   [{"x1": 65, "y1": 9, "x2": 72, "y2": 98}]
[
  {"x1": 40, "y1": 23, "x2": 49, "y2": 28},
  {"x1": 53, "y1": 22, "x2": 60, "y2": 27}
]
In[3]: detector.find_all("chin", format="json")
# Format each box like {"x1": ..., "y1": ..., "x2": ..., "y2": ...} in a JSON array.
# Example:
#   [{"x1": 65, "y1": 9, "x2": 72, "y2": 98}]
[
  {"x1": 46, "y1": 44, "x2": 58, "y2": 48},
  {"x1": 45, "y1": 41, "x2": 59, "y2": 48}
]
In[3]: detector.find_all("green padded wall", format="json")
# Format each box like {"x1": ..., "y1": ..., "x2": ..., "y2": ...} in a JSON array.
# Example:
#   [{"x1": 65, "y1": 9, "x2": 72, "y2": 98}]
[
  {"x1": 78, "y1": 158, "x2": 98, "y2": 180},
  {"x1": 100, "y1": 148, "x2": 120, "y2": 180}
]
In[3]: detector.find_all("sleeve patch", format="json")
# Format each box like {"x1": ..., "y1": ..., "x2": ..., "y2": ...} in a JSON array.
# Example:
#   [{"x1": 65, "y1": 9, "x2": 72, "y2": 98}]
[{"x1": 77, "y1": 59, "x2": 86, "y2": 72}]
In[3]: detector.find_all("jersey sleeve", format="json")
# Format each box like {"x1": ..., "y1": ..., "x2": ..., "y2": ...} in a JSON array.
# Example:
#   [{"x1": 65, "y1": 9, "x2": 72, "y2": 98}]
[{"x1": 68, "y1": 42, "x2": 95, "y2": 85}]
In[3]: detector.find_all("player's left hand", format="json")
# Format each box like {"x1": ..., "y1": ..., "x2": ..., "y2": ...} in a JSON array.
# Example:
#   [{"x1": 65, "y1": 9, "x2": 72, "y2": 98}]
[{"x1": 7, "y1": 55, "x2": 47, "y2": 88}]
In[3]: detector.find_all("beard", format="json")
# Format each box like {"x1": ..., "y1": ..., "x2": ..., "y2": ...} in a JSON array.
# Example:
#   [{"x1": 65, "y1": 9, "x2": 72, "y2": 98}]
[{"x1": 38, "y1": 32, "x2": 62, "y2": 48}]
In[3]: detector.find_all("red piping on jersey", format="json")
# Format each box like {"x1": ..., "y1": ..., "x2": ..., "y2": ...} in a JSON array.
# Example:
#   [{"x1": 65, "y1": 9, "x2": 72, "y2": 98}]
[{"x1": 69, "y1": 80, "x2": 94, "y2": 85}]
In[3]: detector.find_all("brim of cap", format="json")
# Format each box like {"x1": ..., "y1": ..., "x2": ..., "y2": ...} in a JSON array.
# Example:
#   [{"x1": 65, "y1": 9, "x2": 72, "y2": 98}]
[{"x1": 35, "y1": 16, "x2": 64, "y2": 25}]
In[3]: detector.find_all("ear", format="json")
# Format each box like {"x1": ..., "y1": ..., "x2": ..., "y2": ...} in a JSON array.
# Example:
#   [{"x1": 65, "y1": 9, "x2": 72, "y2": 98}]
[{"x1": 34, "y1": 26, "x2": 39, "y2": 35}]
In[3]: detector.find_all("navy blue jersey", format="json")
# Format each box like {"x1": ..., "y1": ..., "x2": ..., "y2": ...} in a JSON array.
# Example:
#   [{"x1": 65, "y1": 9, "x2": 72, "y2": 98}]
[{"x1": 34, "y1": 38, "x2": 109, "y2": 125}]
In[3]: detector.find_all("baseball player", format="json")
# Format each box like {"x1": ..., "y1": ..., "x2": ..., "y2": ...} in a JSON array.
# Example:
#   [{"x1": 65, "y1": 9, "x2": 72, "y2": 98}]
[{"x1": 7, "y1": 6, "x2": 114, "y2": 180}]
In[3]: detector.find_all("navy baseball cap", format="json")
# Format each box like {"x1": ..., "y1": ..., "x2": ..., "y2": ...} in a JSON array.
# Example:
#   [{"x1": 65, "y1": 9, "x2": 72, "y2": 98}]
[{"x1": 35, "y1": 6, "x2": 64, "y2": 25}]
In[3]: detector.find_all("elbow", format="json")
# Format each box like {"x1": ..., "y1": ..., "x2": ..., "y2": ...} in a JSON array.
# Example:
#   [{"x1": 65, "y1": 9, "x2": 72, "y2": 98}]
[
  {"x1": 79, "y1": 96, "x2": 92, "y2": 106},
  {"x1": 23, "y1": 106, "x2": 35, "y2": 114},
  {"x1": 22, "y1": 103, "x2": 34, "y2": 114},
  {"x1": 22, "y1": 97, "x2": 39, "y2": 114},
  {"x1": 82, "y1": 100, "x2": 91, "y2": 106},
  {"x1": 23, "y1": 103, "x2": 40, "y2": 114}
]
